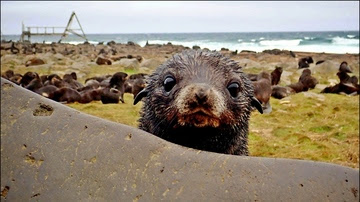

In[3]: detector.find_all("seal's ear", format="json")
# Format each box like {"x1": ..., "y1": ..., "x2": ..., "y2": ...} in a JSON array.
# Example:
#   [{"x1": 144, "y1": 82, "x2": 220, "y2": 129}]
[
  {"x1": 251, "y1": 97, "x2": 263, "y2": 114},
  {"x1": 133, "y1": 89, "x2": 148, "y2": 105}
]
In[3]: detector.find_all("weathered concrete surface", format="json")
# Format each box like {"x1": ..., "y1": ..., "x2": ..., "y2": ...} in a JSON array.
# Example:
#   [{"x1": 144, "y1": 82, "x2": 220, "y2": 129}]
[{"x1": 1, "y1": 77, "x2": 359, "y2": 201}]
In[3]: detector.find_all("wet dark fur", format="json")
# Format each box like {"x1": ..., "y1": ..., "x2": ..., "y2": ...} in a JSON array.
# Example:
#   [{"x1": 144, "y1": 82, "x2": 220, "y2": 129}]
[
  {"x1": 298, "y1": 69, "x2": 318, "y2": 89},
  {"x1": 271, "y1": 86, "x2": 295, "y2": 99},
  {"x1": 63, "y1": 73, "x2": 83, "y2": 90},
  {"x1": 79, "y1": 89, "x2": 102, "y2": 103},
  {"x1": 101, "y1": 87, "x2": 121, "y2": 104},
  {"x1": 252, "y1": 72, "x2": 272, "y2": 112},
  {"x1": 35, "y1": 85, "x2": 59, "y2": 99},
  {"x1": 52, "y1": 87, "x2": 81, "y2": 103},
  {"x1": 85, "y1": 75, "x2": 112, "y2": 83},
  {"x1": 20, "y1": 71, "x2": 38, "y2": 87},
  {"x1": 287, "y1": 69, "x2": 318, "y2": 93},
  {"x1": 337, "y1": 71, "x2": 351, "y2": 83},
  {"x1": 134, "y1": 50, "x2": 262, "y2": 155},
  {"x1": 287, "y1": 81, "x2": 307, "y2": 93},
  {"x1": 321, "y1": 82, "x2": 359, "y2": 95},
  {"x1": 298, "y1": 56, "x2": 314, "y2": 69},
  {"x1": 339, "y1": 61, "x2": 352, "y2": 73},
  {"x1": 1, "y1": 70, "x2": 14, "y2": 79},
  {"x1": 321, "y1": 61, "x2": 359, "y2": 95},
  {"x1": 9, "y1": 74, "x2": 23, "y2": 85},
  {"x1": 131, "y1": 78, "x2": 146, "y2": 98},
  {"x1": 129, "y1": 73, "x2": 148, "y2": 80},
  {"x1": 25, "y1": 74, "x2": 43, "y2": 92},
  {"x1": 109, "y1": 72, "x2": 128, "y2": 103},
  {"x1": 125, "y1": 78, "x2": 146, "y2": 98},
  {"x1": 271, "y1": 66, "x2": 283, "y2": 85},
  {"x1": 247, "y1": 73, "x2": 258, "y2": 81}
]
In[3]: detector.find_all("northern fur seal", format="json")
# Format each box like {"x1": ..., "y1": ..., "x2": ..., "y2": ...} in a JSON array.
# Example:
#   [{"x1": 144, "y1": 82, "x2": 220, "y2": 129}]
[
  {"x1": 134, "y1": 50, "x2": 263, "y2": 155},
  {"x1": 252, "y1": 72, "x2": 272, "y2": 114},
  {"x1": 271, "y1": 66, "x2": 283, "y2": 86}
]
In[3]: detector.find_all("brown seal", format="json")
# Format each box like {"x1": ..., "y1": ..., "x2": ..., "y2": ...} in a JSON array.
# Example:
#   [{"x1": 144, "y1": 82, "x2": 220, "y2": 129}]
[
  {"x1": 252, "y1": 72, "x2": 272, "y2": 113},
  {"x1": 271, "y1": 85, "x2": 296, "y2": 99},
  {"x1": 134, "y1": 50, "x2": 262, "y2": 155},
  {"x1": 271, "y1": 66, "x2": 283, "y2": 86}
]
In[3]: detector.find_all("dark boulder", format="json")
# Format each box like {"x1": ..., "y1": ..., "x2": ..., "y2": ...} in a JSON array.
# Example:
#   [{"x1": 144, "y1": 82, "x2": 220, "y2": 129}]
[
  {"x1": 107, "y1": 41, "x2": 116, "y2": 46},
  {"x1": 192, "y1": 45, "x2": 201, "y2": 50}
]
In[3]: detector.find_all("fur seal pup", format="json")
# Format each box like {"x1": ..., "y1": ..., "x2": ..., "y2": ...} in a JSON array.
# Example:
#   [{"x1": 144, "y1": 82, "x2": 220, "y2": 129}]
[
  {"x1": 271, "y1": 86, "x2": 295, "y2": 99},
  {"x1": 252, "y1": 72, "x2": 272, "y2": 114},
  {"x1": 1, "y1": 70, "x2": 14, "y2": 79},
  {"x1": 20, "y1": 71, "x2": 38, "y2": 87},
  {"x1": 52, "y1": 87, "x2": 81, "y2": 103},
  {"x1": 271, "y1": 66, "x2": 283, "y2": 86},
  {"x1": 298, "y1": 69, "x2": 318, "y2": 90},
  {"x1": 339, "y1": 61, "x2": 352, "y2": 73},
  {"x1": 134, "y1": 50, "x2": 263, "y2": 155},
  {"x1": 35, "y1": 85, "x2": 58, "y2": 99},
  {"x1": 109, "y1": 72, "x2": 128, "y2": 103}
]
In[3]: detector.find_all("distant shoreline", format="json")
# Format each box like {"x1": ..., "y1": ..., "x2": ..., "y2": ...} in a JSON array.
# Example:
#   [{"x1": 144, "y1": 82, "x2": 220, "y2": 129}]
[
  {"x1": 2, "y1": 31, "x2": 359, "y2": 54},
  {"x1": 1, "y1": 41, "x2": 358, "y2": 56}
]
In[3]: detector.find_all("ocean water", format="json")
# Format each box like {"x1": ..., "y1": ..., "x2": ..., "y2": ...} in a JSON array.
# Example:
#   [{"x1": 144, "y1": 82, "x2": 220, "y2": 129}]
[{"x1": 2, "y1": 31, "x2": 359, "y2": 54}]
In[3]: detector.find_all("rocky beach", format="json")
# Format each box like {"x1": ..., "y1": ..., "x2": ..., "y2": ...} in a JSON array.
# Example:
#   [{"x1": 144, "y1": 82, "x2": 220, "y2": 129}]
[{"x1": 1, "y1": 40, "x2": 359, "y2": 84}]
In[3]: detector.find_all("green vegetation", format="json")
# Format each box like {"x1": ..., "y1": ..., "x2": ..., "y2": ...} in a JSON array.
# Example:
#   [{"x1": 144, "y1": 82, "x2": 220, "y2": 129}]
[
  {"x1": 248, "y1": 90, "x2": 359, "y2": 168},
  {"x1": 67, "y1": 94, "x2": 143, "y2": 127}
]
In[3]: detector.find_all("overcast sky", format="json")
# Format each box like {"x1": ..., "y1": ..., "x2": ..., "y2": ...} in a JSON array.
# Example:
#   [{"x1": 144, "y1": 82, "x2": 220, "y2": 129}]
[{"x1": 1, "y1": 1, "x2": 359, "y2": 35}]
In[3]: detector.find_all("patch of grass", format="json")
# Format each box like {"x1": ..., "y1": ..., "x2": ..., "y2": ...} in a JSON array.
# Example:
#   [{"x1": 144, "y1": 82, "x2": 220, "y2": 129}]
[
  {"x1": 249, "y1": 90, "x2": 359, "y2": 168},
  {"x1": 331, "y1": 132, "x2": 347, "y2": 140},
  {"x1": 66, "y1": 94, "x2": 143, "y2": 127},
  {"x1": 7, "y1": 65, "x2": 52, "y2": 76},
  {"x1": 309, "y1": 125, "x2": 333, "y2": 133},
  {"x1": 123, "y1": 68, "x2": 138, "y2": 75},
  {"x1": 243, "y1": 67, "x2": 266, "y2": 74}
]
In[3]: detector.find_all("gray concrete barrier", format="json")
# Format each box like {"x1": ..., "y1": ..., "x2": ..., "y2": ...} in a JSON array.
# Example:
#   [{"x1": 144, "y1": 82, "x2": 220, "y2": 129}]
[{"x1": 1, "y1": 78, "x2": 359, "y2": 201}]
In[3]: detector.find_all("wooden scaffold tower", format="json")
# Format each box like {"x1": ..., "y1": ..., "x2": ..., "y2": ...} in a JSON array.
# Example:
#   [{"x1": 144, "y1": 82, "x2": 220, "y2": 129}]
[
  {"x1": 58, "y1": 11, "x2": 87, "y2": 43},
  {"x1": 20, "y1": 11, "x2": 88, "y2": 43}
]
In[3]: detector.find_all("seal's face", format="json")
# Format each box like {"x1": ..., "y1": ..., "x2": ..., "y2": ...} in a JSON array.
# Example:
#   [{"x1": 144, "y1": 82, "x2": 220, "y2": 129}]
[
  {"x1": 134, "y1": 50, "x2": 262, "y2": 132},
  {"x1": 339, "y1": 62, "x2": 352, "y2": 73},
  {"x1": 175, "y1": 82, "x2": 225, "y2": 128}
]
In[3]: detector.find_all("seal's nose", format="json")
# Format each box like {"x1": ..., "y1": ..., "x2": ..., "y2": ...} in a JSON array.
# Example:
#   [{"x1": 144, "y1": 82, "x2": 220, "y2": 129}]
[
  {"x1": 194, "y1": 84, "x2": 210, "y2": 104},
  {"x1": 195, "y1": 89, "x2": 207, "y2": 104}
]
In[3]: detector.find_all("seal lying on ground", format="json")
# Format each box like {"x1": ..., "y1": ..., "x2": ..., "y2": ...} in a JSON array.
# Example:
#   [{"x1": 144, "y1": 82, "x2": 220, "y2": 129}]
[{"x1": 134, "y1": 50, "x2": 263, "y2": 155}]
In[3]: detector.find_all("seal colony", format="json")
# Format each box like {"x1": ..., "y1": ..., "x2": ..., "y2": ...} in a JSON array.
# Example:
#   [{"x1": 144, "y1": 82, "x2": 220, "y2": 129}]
[{"x1": 134, "y1": 50, "x2": 263, "y2": 155}]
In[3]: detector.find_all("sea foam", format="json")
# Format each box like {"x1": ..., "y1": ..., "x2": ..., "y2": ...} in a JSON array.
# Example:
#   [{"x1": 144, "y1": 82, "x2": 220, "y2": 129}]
[
  {"x1": 259, "y1": 39, "x2": 302, "y2": 46},
  {"x1": 332, "y1": 37, "x2": 359, "y2": 46}
]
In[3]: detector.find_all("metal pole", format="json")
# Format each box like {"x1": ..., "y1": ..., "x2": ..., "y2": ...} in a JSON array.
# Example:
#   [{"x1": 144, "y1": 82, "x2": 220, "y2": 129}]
[{"x1": 73, "y1": 12, "x2": 88, "y2": 41}]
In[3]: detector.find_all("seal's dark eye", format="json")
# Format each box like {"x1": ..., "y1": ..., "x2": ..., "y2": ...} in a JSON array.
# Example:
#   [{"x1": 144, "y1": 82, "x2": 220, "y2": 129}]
[
  {"x1": 227, "y1": 82, "x2": 240, "y2": 97},
  {"x1": 163, "y1": 76, "x2": 176, "y2": 92}
]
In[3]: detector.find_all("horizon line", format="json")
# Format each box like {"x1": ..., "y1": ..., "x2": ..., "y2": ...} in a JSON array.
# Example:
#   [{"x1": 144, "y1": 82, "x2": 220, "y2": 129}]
[{"x1": 2, "y1": 30, "x2": 359, "y2": 35}]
